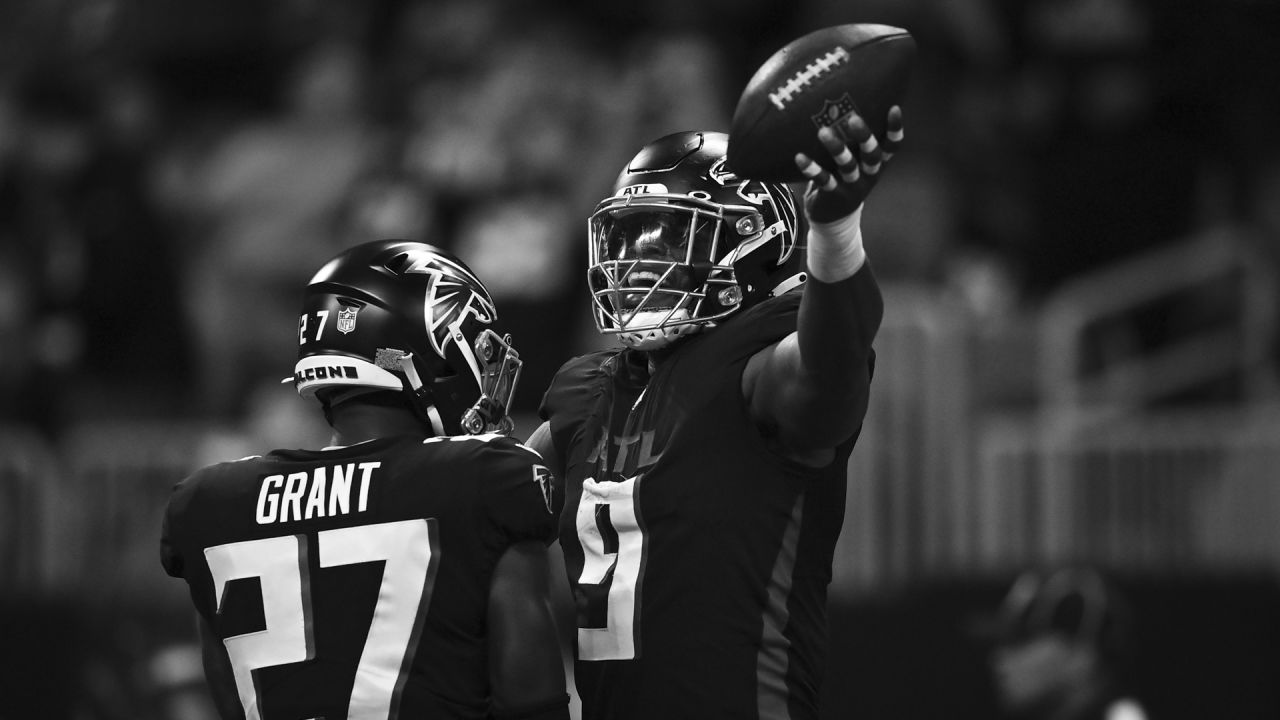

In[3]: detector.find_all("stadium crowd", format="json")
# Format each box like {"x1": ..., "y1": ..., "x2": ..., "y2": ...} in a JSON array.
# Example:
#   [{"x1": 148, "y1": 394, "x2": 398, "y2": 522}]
[{"x1": 1, "y1": 0, "x2": 1277, "y2": 441}]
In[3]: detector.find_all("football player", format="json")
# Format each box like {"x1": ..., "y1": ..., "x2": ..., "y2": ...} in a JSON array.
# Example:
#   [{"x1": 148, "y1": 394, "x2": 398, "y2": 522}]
[
  {"x1": 527, "y1": 108, "x2": 903, "y2": 719},
  {"x1": 162, "y1": 240, "x2": 569, "y2": 720},
  {"x1": 989, "y1": 567, "x2": 1148, "y2": 720}
]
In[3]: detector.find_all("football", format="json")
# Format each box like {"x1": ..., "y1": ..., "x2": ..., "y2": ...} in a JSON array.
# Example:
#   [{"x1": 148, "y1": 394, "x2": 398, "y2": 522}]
[{"x1": 727, "y1": 24, "x2": 915, "y2": 184}]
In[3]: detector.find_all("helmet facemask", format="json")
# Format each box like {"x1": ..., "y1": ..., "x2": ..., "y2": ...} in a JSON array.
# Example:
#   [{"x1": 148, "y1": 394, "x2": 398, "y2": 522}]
[
  {"x1": 453, "y1": 328, "x2": 523, "y2": 435},
  {"x1": 587, "y1": 191, "x2": 792, "y2": 350}
]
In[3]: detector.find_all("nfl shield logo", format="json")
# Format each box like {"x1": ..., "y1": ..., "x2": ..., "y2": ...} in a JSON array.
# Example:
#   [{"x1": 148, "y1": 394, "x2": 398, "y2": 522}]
[
  {"x1": 811, "y1": 93, "x2": 856, "y2": 130},
  {"x1": 336, "y1": 306, "x2": 360, "y2": 334}
]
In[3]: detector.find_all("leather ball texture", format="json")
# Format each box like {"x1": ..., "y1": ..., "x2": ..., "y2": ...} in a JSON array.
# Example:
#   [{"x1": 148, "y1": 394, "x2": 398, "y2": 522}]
[{"x1": 728, "y1": 24, "x2": 915, "y2": 183}]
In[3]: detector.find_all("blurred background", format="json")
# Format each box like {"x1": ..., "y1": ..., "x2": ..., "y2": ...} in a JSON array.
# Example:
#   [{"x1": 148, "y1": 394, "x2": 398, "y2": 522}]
[{"x1": 1, "y1": 0, "x2": 1279, "y2": 717}]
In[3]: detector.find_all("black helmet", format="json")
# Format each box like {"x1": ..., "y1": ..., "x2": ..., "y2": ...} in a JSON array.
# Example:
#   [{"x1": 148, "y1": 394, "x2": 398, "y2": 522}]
[
  {"x1": 290, "y1": 240, "x2": 521, "y2": 435},
  {"x1": 587, "y1": 131, "x2": 801, "y2": 350}
]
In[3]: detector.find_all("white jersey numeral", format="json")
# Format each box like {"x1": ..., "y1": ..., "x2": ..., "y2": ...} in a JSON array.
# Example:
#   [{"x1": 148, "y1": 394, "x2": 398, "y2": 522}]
[
  {"x1": 204, "y1": 519, "x2": 438, "y2": 719},
  {"x1": 575, "y1": 476, "x2": 646, "y2": 660}
]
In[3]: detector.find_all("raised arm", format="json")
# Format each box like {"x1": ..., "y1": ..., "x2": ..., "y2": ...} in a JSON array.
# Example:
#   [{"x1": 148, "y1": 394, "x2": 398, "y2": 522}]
[
  {"x1": 744, "y1": 107, "x2": 903, "y2": 464},
  {"x1": 487, "y1": 540, "x2": 570, "y2": 720}
]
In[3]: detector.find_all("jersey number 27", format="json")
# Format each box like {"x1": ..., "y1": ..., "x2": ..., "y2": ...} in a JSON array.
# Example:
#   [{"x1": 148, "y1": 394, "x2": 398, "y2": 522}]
[{"x1": 204, "y1": 519, "x2": 439, "y2": 720}]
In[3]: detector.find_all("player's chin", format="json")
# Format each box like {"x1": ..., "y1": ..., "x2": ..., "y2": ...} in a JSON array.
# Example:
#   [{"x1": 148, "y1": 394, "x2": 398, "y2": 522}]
[{"x1": 618, "y1": 313, "x2": 703, "y2": 350}]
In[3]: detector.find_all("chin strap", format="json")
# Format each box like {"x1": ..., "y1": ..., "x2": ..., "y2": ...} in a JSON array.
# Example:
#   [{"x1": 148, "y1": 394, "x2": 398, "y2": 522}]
[
  {"x1": 393, "y1": 334, "x2": 521, "y2": 437},
  {"x1": 424, "y1": 404, "x2": 446, "y2": 437},
  {"x1": 397, "y1": 352, "x2": 426, "y2": 393},
  {"x1": 396, "y1": 353, "x2": 446, "y2": 436}
]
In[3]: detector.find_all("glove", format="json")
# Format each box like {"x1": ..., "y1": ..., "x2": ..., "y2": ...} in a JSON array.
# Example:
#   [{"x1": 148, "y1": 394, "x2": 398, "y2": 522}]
[{"x1": 794, "y1": 105, "x2": 905, "y2": 224}]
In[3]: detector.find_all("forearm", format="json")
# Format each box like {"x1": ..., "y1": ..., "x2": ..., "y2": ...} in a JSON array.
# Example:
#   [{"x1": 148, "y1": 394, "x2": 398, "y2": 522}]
[
  {"x1": 762, "y1": 104, "x2": 897, "y2": 446},
  {"x1": 798, "y1": 212, "x2": 884, "y2": 384},
  {"x1": 488, "y1": 542, "x2": 568, "y2": 718}
]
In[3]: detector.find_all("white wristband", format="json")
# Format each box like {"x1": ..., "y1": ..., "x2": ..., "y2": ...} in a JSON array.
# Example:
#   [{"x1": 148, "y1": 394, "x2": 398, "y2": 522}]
[{"x1": 806, "y1": 205, "x2": 866, "y2": 282}]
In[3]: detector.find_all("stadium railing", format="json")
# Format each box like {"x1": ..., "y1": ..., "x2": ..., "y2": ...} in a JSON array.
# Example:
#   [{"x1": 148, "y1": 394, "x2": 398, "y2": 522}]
[
  {"x1": 2, "y1": 229, "x2": 1278, "y2": 601},
  {"x1": 53, "y1": 421, "x2": 222, "y2": 607},
  {"x1": 0, "y1": 424, "x2": 61, "y2": 593},
  {"x1": 977, "y1": 404, "x2": 1280, "y2": 571},
  {"x1": 836, "y1": 283, "x2": 977, "y2": 593},
  {"x1": 1040, "y1": 227, "x2": 1279, "y2": 423},
  {"x1": 834, "y1": 229, "x2": 1280, "y2": 595}
]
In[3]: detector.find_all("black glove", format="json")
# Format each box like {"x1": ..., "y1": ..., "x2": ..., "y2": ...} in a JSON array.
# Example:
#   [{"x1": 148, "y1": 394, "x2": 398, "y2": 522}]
[{"x1": 794, "y1": 105, "x2": 905, "y2": 224}]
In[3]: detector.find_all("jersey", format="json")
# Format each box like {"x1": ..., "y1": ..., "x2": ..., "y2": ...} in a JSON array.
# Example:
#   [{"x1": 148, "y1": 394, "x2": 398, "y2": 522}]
[
  {"x1": 160, "y1": 433, "x2": 559, "y2": 720},
  {"x1": 539, "y1": 292, "x2": 869, "y2": 720}
]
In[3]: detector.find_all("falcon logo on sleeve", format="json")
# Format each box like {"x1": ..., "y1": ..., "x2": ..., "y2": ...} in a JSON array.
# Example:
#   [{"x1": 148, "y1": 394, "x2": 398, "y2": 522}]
[{"x1": 533, "y1": 465, "x2": 555, "y2": 514}]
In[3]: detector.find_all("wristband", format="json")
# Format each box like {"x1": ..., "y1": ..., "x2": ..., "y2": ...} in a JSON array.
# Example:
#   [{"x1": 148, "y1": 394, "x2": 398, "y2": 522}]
[{"x1": 806, "y1": 204, "x2": 866, "y2": 282}]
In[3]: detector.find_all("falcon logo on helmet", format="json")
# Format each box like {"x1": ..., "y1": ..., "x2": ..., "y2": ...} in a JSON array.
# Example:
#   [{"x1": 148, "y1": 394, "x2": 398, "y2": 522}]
[{"x1": 391, "y1": 248, "x2": 499, "y2": 362}]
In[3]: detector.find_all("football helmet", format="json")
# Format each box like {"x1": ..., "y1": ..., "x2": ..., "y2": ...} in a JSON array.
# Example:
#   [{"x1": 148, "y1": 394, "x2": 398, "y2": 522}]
[
  {"x1": 587, "y1": 131, "x2": 801, "y2": 350},
  {"x1": 290, "y1": 240, "x2": 522, "y2": 435}
]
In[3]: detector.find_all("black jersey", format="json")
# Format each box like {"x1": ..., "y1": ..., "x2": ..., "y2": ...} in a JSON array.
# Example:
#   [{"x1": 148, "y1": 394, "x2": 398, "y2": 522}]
[
  {"x1": 540, "y1": 293, "x2": 868, "y2": 720},
  {"x1": 160, "y1": 433, "x2": 558, "y2": 720}
]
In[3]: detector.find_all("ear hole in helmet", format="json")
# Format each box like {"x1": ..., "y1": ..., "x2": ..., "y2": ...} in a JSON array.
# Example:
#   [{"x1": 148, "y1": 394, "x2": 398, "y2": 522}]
[
  {"x1": 718, "y1": 285, "x2": 743, "y2": 307},
  {"x1": 735, "y1": 213, "x2": 763, "y2": 235}
]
